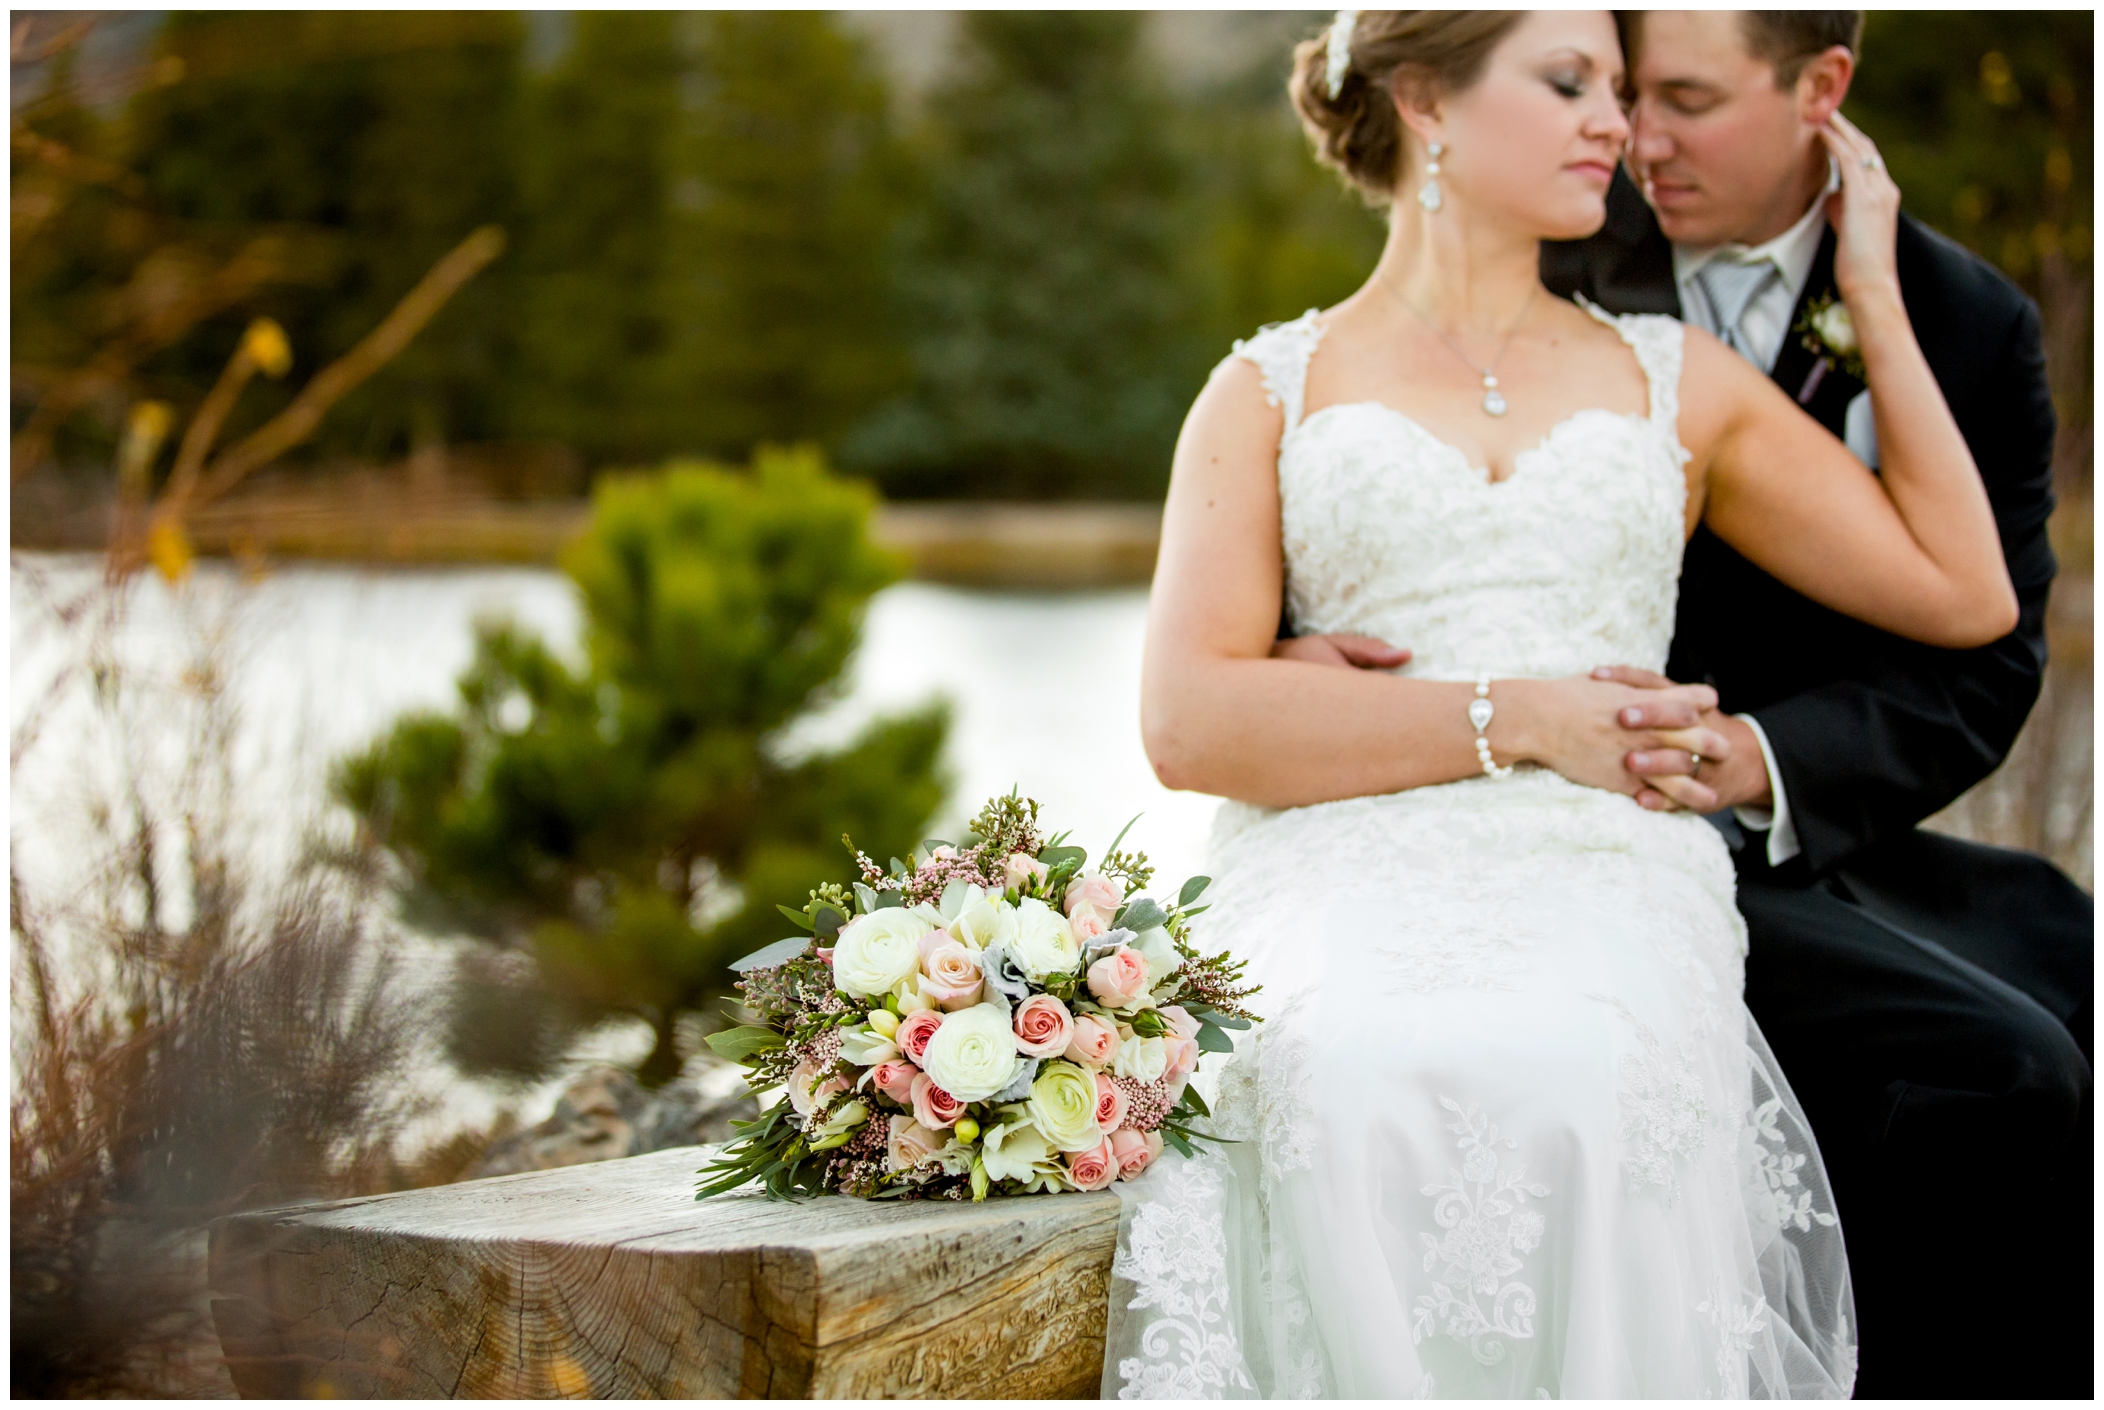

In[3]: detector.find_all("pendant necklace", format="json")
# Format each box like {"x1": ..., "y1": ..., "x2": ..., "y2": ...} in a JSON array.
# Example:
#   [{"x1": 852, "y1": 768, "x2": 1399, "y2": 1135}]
[{"x1": 1393, "y1": 284, "x2": 1538, "y2": 417}]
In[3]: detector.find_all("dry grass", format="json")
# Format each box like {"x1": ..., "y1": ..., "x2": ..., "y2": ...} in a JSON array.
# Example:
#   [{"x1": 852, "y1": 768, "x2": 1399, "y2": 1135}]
[{"x1": 8, "y1": 576, "x2": 449, "y2": 1398}]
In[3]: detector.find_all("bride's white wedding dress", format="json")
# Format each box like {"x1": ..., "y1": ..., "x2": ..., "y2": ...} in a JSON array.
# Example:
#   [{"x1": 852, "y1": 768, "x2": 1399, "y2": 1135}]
[{"x1": 1102, "y1": 307, "x2": 1856, "y2": 1399}]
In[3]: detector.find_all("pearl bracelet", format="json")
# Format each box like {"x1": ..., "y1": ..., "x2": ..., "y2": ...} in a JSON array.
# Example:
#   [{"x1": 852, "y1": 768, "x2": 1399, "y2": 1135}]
[{"x1": 1470, "y1": 673, "x2": 1515, "y2": 779}]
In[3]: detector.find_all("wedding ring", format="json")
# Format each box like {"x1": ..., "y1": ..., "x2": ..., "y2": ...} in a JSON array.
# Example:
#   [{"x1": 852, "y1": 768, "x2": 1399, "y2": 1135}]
[
  {"x1": 1689, "y1": 752, "x2": 1704, "y2": 775},
  {"x1": 1860, "y1": 155, "x2": 1882, "y2": 170}
]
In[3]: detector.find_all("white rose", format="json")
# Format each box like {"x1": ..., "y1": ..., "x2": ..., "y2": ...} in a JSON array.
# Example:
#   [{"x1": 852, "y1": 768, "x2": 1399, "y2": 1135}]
[
  {"x1": 949, "y1": 895, "x2": 1017, "y2": 953},
  {"x1": 1009, "y1": 897, "x2": 1081, "y2": 981},
  {"x1": 1112, "y1": 1033, "x2": 1168, "y2": 1084},
  {"x1": 1812, "y1": 301, "x2": 1858, "y2": 355},
  {"x1": 836, "y1": 1024, "x2": 900, "y2": 1066},
  {"x1": 832, "y1": 908, "x2": 935, "y2": 998},
  {"x1": 918, "y1": 1002, "x2": 1026, "y2": 1102},
  {"x1": 1129, "y1": 926, "x2": 1182, "y2": 988}
]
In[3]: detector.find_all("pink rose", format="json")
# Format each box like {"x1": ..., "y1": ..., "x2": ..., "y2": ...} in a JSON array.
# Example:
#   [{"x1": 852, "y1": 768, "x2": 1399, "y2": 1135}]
[
  {"x1": 1064, "y1": 872, "x2": 1123, "y2": 918},
  {"x1": 917, "y1": 940, "x2": 984, "y2": 1011},
  {"x1": 1066, "y1": 1135, "x2": 1120, "y2": 1192},
  {"x1": 886, "y1": 1114, "x2": 950, "y2": 1172},
  {"x1": 1012, "y1": 993, "x2": 1075, "y2": 1058},
  {"x1": 1157, "y1": 1005, "x2": 1201, "y2": 1041},
  {"x1": 1086, "y1": 946, "x2": 1151, "y2": 1008},
  {"x1": 1064, "y1": 1013, "x2": 1121, "y2": 1069},
  {"x1": 910, "y1": 1072, "x2": 966, "y2": 1129},
  {"x1": 1069, "y1": 906, "x2": 1111, "y2": 946},
  {"x1": 1110, "y1": 1127, "x2": 1163, "y2": 1180},
  {"x1": 1160, "y1": 1034, "x2": 1201, "y2": 1091},
  {"x1": 896, "y1": 1008, "x2": 944, "y2": 1064},
  {"x1": 1003, "y1": 852, "x2": 1049, "y2": 892},
  {"x1": 1093, "y1": 1071, "x2": 1128, "y2": 1132},
  {"x1": 788, "y1": 1056, "x2": 848, "y2": 1118},
  {"x1": 869, "y1": 1059, "x2": 920, "y2": 1105},
  {"x1": 930, "y1": 845, "x2": 959, "y2": 861}
]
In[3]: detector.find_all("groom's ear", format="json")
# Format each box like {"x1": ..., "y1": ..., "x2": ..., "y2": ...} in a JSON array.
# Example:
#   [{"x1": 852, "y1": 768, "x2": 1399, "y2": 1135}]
[{"x1": 1793, "y1": 46, "x2": 1855, "y2": 129}]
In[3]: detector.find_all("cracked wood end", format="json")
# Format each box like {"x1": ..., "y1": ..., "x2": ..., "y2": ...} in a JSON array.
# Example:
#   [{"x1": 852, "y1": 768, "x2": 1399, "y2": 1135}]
[{"x1": 207, "y1": 1145, "x2": 1122, "y2": 1399}]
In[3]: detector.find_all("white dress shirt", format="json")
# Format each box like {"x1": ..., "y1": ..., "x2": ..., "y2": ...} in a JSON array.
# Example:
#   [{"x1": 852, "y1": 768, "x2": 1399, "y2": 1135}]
[{"x1": 1669, "y1": 174, "x2": 1847, "y2": 868}]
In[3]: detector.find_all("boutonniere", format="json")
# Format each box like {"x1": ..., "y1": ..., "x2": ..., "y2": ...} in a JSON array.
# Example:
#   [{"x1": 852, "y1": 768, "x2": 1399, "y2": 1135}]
[{"x1": 1795, "y1": 292, "x2": 1865, "y2": 383}]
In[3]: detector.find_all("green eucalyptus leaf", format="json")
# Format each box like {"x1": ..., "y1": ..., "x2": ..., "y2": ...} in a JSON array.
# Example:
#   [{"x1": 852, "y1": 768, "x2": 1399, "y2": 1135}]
[
  {"x1": 812, "y1": 905, "x2": 847, "y2": 941},
  {"x1": 1194, "y1": 1022, "x2": 1235, "y2": 1053},
  {"x1": 705, "y1": 1025, "x2": 787, "y2": 1060},
  {"x1": 776, "y1": 904, "x2": 815, "y2": 932},
  {"x1": 728, "y1": 937, "x2": 812, "y2": 973},
  {"x1": 875, "y1": 890, "x2": 905, "y2": 910},
  {"x1": 853, "y1": 882, "x2": 879, "y2": 914},
  {"x1": 1039, "y1": 845, "x2": 1086, "y2": 867},
  {"x1": 1178, "y1": 875, "x2": 1212, "y2": 906}
]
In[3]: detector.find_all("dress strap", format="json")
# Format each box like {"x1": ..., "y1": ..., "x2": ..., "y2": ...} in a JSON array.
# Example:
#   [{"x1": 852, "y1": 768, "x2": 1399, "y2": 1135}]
[
  {"x1": 1226, "y1": 309, "x2": 1327, "y2": 437},
  {"x1": 1578, "y1": 296, "x2": 1688, "y2": 459}
]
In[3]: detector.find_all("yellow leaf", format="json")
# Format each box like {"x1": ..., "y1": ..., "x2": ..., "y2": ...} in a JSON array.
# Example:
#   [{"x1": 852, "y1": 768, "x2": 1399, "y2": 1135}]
[{"x1": 147, "y1": 519, "x2": 193, "y2": 583}]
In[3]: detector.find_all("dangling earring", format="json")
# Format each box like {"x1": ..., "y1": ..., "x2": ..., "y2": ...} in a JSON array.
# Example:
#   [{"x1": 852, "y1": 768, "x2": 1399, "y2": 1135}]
[{"x1": 1418, "y1": 142, "x2": 1444, "y2": 212}]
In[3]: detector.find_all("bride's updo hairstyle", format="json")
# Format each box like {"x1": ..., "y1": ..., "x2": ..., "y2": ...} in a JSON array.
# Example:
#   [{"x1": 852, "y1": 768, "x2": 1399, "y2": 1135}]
[{"x1": 1290, "y1": 11, "x2": 1523, "y2": 207}]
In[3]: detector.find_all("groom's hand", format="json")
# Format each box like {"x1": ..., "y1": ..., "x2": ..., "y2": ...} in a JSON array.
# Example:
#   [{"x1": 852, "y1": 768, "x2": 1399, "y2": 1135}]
[
  {"x1": 1271, "y1": 634, "x2": 1412, "y2": 670},
  {"x1": 1593, "y1": 665, "x2": 1773, "y2": 813}
]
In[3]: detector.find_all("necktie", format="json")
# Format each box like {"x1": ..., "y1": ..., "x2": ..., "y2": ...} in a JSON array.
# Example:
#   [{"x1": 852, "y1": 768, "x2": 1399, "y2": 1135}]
[{"x1": 1693, "y1": 256, "x2": 1782, "y2": 362}]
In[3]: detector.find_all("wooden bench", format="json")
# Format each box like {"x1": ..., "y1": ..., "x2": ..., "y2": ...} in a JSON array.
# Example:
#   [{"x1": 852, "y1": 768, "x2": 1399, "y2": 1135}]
[{"x1": 208, "y1": 1146, "x2": 1121, "y2": 1398}]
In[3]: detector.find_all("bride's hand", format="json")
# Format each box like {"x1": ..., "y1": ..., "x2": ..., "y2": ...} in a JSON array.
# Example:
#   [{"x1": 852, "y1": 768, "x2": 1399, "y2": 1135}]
[
  {"x1": 1500, "y1": 675, "x2": 1730, "y2": 810},
  {"x1": 1271, "y1": 634, "x2": 1413, "y2": 670},
  {"x1": 1820, "y1": 112, "x2": 1902, "y2": 307}
]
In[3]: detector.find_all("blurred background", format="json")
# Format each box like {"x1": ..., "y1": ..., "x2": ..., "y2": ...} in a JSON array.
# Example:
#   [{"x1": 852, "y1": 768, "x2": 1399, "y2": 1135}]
[{"x1": 10, "y1": 10, "x2": 2091, "y2": 1395}]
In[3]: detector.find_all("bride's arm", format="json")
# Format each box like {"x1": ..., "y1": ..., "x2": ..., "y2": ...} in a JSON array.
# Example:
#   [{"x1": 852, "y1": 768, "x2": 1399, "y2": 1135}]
[
  {"x1": 1141, "y1": 358, "x2": 1723, "y2": 808},
  {"x1": 1683, "y1": 118, "x2": 2018, "y2": 651}
]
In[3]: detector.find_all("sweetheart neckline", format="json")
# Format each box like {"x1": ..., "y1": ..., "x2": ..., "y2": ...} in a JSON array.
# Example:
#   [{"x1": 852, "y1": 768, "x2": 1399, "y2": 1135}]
[{"x1": 1291, "y1": 401, "x2": 1652, "y2": 485}]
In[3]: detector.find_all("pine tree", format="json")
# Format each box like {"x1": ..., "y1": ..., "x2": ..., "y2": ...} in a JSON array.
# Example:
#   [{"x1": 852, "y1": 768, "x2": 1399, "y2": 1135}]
[
  {"x1": 664, "y1": 12, "x2": 907, "y2": 457},
  {"x1": 848, "y1": 12, "x2": 1201, "y2": 500},
  {"x1": 125, "y1": 12, "x2": 524, "y2": 458},
  {"x1": 333, "y1": 448, "x2": 950, "y2": 1085}
]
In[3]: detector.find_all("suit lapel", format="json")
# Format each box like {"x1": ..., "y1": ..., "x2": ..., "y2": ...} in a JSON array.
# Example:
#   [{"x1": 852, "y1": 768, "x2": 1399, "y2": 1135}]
[{"x1": 1767, "y1": 229, "x2": 1863, "y2": 437}]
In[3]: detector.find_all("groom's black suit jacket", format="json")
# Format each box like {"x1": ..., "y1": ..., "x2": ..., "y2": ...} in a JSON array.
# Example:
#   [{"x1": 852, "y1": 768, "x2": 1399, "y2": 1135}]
[
  {"x1": 1544, "y1": 170, "x2": 2058, "y2": 874},
  {"x1": 1544, "y1": 169, "x2": 2092, "y2": 1398}
]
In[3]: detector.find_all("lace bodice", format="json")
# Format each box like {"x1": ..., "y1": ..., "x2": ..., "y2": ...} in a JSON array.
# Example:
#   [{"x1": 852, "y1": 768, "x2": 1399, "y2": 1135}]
[{"x1": 1229, "y1": 305, "x2": 1690, "y2": 682}]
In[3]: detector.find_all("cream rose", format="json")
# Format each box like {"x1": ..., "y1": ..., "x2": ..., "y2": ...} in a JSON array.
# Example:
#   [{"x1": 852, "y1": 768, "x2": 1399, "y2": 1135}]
[
  {"x1": 832, "y1": 908, "x2": 935, "y2": 998},
  {"x1": 1066, "y1": 1135, "x2": 1119, "y2": 1191},
  {"x1": 867, "y1": 1059, "x2": 919, "y2": 1104},
  {"x1": 1009, "y1": 897, "x2": 1081, "y2": 980},
  {"x1": 1027, "y1": 1059, "x2": 1106, "y2": 1153},
  {"x1": 917, "y1": 1002, "x2": 1025, "y2": 1102},
  {"x1": 1064, "y1": 872, "x2": 1123, "y2": 918},
  {"x1": 886, "y1": 1114, "x2": 953, "y2": 1172},
  {"x1": 1086, "y1": 945, "x2": 1150, "y2": 1008},
  {"x1": 1069, "y1": 906, "x2": 1111, "y2": 946},
  {"x1": 787, "y1": 1056, "x2": 847, "y2": 1118},
  {"x1": 1012, "y1": 993, "x2": 1075, "y2": 1058},
  {"x1": 895, "y1": 1008, "x2": 943, "y2": 1064},
  {"x1": 1112, "y1": 1033, "x2": 1168, "y2": 1084},
  {"x1": 1003, "y1": 851, "x2": 1049, "y2": 892},
  {"x1": 1063, "y1": 1013, "x2": 1121, "y2": 1069},
  {"x1": 910, "y1": 1072, "x2": 966, "y2": 1129},
  {"x1": 917, "y1": 939, "x2": 985, "y2": 1011},
  {"x1": 1093, "y1": 1071, "x2": 1128, "y2": 1132},
  {"x1": 1110, "y1": 1127, "x2": 1163, "y2": 1180}
]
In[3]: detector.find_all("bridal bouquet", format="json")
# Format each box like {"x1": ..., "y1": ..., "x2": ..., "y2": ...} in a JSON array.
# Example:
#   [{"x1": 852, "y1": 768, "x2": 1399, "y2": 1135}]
[{"x1": 695, "y1": 793, "x2": 1260, "y2": 1202}]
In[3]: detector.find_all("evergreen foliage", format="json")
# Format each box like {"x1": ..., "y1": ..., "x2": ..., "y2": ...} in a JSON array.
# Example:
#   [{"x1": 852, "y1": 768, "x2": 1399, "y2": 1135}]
[
  {"x1": 334, "y1": 448, "x2": 950, "y2": 1085},
  {"x1": 846, "y1": 12, "x2": 1198, "y2": 500}
]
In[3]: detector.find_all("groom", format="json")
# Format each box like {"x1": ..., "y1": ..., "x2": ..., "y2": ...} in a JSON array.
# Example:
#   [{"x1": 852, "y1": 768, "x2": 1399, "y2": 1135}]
[
  {"x1": 1291, "y1": 11, "x2": 2090, "y2": 1397},
  {"x1": 1548, "y1": 13, "x2": 2093, "y2": 1397}
]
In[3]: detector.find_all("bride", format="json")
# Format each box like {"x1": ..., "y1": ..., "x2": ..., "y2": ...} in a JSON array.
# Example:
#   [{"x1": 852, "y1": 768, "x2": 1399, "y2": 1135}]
[{"x1": 1105, "y1": 11, "x2": 2013, "y2": 1400}]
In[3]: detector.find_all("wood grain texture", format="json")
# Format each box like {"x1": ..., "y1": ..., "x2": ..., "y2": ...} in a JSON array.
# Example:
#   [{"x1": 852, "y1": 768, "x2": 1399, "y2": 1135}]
[{"x1": 207, "y1": 1145, "x2": 1121, "y2": 1399}]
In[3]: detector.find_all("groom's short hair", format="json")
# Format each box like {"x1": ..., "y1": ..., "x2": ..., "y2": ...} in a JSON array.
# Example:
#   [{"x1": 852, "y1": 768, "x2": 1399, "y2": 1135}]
[
  {"x1": 1738, "y1": 12, "x2": 1864, "y2": 84},
  {"x1": 1621, "y1": 12, "x2": 1863, "y2": 88}
]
